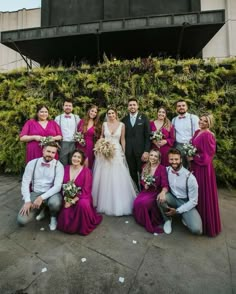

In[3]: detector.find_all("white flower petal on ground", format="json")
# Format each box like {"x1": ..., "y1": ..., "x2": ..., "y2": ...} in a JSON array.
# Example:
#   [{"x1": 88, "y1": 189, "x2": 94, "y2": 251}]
[
  {"x1": 125, "y1": 221, "x2": 129, "y2": 224},
  {"x1": 132, "y1": 240, "x2": 137, "y2": 244},
  {"x1": 153, "y1": 233, "x2": 158, "y2": 236},
  {"x1": 81, "y1": 258, "x2": 87, "y2": 263},
  {"x1": 41, "y1": 267, "x2": 47, "y2": 273},
  {"x1": 119, "y1": 277, "x2": 125, "y2": 283},
  {"x1": 40, "y1": 227, "x2": 45, "y2": 231}
]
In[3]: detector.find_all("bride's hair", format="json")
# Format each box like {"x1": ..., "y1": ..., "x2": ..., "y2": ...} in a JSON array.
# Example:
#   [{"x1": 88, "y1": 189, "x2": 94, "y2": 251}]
[
  {"x1": 107, "y1": 107, "x2": 118, "y2": 120},
  {"x1": 142, "y1": 149, "x2": 161, "y2": 176}
]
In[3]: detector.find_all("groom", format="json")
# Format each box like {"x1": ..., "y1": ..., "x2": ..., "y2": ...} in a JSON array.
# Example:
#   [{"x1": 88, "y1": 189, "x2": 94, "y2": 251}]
[{"x1": 122, "y1": 98, "x2": 150, "y2": 189}]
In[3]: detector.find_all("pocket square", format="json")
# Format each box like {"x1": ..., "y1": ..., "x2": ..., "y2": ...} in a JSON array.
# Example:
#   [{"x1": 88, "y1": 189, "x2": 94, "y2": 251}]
[{"x1": 137, "y1": 123, "x2": 143, "y2": 125}]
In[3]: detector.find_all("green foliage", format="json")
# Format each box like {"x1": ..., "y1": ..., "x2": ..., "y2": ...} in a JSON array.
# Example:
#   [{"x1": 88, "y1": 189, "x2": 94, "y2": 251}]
[{"x1": 0, "y1": 57, "x2": 235, "y2": 187}]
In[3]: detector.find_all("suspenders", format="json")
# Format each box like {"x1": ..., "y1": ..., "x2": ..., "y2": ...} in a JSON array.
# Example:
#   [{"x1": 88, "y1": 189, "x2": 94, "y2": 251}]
[
  {"x1": 59, "y1": 114, "x2": 77, "y2": 134},
  {"x1": 32, "y1": 159, "x2": 58, "y2": 191},
  {"x1": 172, "y1": 114, "x2": 194, "y2": 139},
  {"x1": 167, "y1": 167, "x2": 191, "y2": 198}
]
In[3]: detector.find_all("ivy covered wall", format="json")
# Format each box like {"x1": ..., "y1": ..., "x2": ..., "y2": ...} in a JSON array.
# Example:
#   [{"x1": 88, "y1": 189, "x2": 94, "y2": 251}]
[{"x1": 0, "y1": 57, "x2": 235, "y2": 187}]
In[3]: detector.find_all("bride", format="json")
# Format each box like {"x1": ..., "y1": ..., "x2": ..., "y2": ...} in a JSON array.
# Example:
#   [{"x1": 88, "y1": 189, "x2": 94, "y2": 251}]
[{"x1": 92, "y1": 107, "x2": 137, "y2": 216}]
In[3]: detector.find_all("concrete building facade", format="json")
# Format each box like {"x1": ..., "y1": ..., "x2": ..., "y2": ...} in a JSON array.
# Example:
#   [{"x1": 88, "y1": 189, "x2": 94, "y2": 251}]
[
  {"x1": 0, "y1": 1, "x2": 235, "y2": 71},
  {"x1": 0, "y1": 8, "x2": 40, "y2": 72}
]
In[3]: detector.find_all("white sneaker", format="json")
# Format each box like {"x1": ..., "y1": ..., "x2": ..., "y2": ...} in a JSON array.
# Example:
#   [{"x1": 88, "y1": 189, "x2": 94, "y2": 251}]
[
  {"x1": 163, "y1": 219, "x2": 172, "y2": 234},
  {"x1": 49, "y1": 217, "x2": 57, "y2": 231},
  {"x1": 182, "y1": 218, "x2": 187, "y2": 227},
  {"x1": 36, "y1": 208, "x2": 46, "y2": 221}
]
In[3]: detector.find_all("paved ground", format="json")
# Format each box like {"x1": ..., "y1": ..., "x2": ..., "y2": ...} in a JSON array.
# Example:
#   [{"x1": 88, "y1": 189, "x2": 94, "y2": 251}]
[{"x1": 0, "y1": 175, "x2": 235, "y2": 294}]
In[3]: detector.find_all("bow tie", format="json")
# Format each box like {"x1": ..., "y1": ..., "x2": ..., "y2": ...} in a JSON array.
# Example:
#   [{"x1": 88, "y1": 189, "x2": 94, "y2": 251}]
[
  {"x1": 178, "y1": 116, "x2": 186, "y2": 119},
  {"x1": 41, "y1": 162, "x2": 50, "y2": 167},
  {"x1": 65, "y1": 115, "x2": 71, "y2": 118},
  {"x1": 171, "y1": 170, "x2": 179, "y2": 176}
]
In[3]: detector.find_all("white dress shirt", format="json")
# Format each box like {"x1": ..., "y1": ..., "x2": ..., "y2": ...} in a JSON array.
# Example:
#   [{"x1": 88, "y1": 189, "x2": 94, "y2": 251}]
[
  {"x1": 166, "y1": 166, "x2": 198, "y2": 214},
  {"x1": 55, "y1": 113, "x2": 80, "y2": 142},
  {"x1": 130, "y1": 112, "x2": 138, "y2": 126},
  {"x1": 21, "y1": 158, "x2": 64, "y2": 203},
  {"x1": 172, "y1": 112, "x2": 199, "y2": 143}
]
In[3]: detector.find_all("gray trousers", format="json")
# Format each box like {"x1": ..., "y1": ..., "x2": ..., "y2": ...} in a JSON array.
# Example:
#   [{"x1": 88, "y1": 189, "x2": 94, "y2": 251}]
[
  {"x1": 158, "y1": 192, "x2": 202, "y2": 235},
  {"x1": 17, "y1": 191, "x2": 62, "y2": 226},
  {"x1": 59, "y1": 141, "x2": 76, "y2": 166}
]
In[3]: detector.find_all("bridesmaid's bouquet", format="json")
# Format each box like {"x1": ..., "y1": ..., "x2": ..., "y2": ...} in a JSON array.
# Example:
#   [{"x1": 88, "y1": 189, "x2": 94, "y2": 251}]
[
  {"x1": 74, "y1": 131, "x2": 86, "y2": 146},
  {"x1": 183, "y1": 143, "x2": 197, "y2": 156},
  {"x1": 62, "y1": 181, "x2": 81, "y2": 204},
  {"x1": 94, "y1": 138, "x2": 115, "y2": 160},
  {"x1": 150, "y1": 130, "x2": 163, "y2": 141},
  {"x1": 39, "y1": 136, "x2": 54, "y2": 147},
  {"x1": 142, "y1": 174, "x2": 156, "y2": 187}
]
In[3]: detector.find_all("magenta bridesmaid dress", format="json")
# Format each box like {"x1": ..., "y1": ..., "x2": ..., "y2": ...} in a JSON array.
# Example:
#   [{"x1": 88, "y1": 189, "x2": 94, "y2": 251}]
[
  {"x1": 57, "y1": 166, "x2": 102, "y2": 235},
  {"x1": 77, "y1": 119, "x2": 96, "y2": 169},
  {"x1": 191, "y1": 130, "x2": 221, "y2": 237},
  {"x1": 20, "y1": 119, "x2": 62, "y2": 162},
  {"x1": 150, "y1": 121, "x2": 175, "y2": 166},
  {"x1": 133, "y1": 164, "x2": 168, "y2": 234}
]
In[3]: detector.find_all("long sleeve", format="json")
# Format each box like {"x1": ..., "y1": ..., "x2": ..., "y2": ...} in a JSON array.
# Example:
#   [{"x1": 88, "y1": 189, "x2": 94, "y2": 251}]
[
  {"x1": 166, "y1": 125, "x2": 175, "y2": 147},
  {"x1": 20, "y1": 120, "x2": 31, "y2": 137},
  {"x1": 160, "y1": 166, "x2": 169, "y2": 190},
  {"x1": 80, "y1": 168, "x2": 92, "y2": 199},
  {"x1": 52, "y1": 120, "x2": 62, "y2": 136},
  {"x1": 41, "y1": 162, "x2": 64, "y2": 200},
  {"x1": 21, "y1": 159, "x2": 36, "y2": 202},
  {"x1": 193, "y1": 132, "x2": 216, "y2": 166}
]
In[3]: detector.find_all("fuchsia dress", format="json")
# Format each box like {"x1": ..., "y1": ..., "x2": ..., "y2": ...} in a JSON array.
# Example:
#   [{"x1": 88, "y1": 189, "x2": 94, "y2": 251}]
[
  {"x1": 133, "y1": 164, "x2": 168, "y2": 234},
  {"x1": 77, "y1": 119, "x2": 96, "y2": 169},
  {"x1": 150, "y1": 121, "x2": 175, "y2": 166},
  {"x1": 191, "y1": 130, "x2": 221, "y2": 237},
  {"x1": 20, "y1": 119, "x2": 62, "y2": 162},
  {"x1": 57, "y1": 166, "x2": 102, "y2": 235}
]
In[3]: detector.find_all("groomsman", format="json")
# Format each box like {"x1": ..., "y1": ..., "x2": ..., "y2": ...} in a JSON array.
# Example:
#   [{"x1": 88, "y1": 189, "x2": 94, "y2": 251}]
[
  {"x1": 17, "y1": 142, "x2": 64, "y2": 231},
  {"x1": 172, "y1": 99, "x2": 199, "y2": 167},
  {"x1": 55, "y1": 99, "x2": 80, "y2": 165},
  {"x1": 122, "y1": 98, "x2": 150, "y2": 189},
  {"x1": 157, "y1": 148, "x2": 202, "y2": 235}
]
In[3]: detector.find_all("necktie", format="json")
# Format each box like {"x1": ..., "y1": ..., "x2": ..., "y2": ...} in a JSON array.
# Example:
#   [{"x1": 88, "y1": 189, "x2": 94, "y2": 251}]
[
  {"x1": 131, "y1": 116, "x2": 136, "y2": 127},
  {"x1": 65, "y1": 115, "x2": 71, "y2": 118},
  {"x1": 178, "y1": 116, "x2": 186, "y2": 119},
  {"x1": 171, "y1": 170, "x2": 179, "y2": 176},
  {"x1": 41, "y1": 162, "x2": 50, "y2": 167}
]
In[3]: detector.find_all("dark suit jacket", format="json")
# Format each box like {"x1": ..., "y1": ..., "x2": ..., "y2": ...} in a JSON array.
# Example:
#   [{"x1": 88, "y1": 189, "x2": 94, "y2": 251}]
[{"x1": 122, "y1": 113, "x2": 150, "y2": 157}]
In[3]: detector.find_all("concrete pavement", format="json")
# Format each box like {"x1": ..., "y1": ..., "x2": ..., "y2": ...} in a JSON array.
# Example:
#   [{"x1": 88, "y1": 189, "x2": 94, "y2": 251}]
[{"x1": 0, "y1": 175, "x2": 235, "y2": 294}]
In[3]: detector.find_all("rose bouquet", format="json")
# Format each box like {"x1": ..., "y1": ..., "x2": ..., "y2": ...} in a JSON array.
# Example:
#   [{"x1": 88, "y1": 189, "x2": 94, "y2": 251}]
[
  {"x1": 94, "y1": 138, "x2": 115, "y2": 160},
  {"x1": 62, "y1": 181, "x2": 81, "y2": 204},
  {"x1": 182, "y1": 143, "x2": 197, "y2": 156},
  {"x1": 74, "y1": 131, "x2": 86, "y2": 146},
  {"x1": 150, "y1": 130, "x2": 163, "y2": 141},
  {"x1": 39, "y1": 136, "x2": 54, "y2": 147}
]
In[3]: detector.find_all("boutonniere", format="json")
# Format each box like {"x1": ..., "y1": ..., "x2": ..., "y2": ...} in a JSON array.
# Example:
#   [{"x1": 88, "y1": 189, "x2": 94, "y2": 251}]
[{"x1": 138, "y1": 115, "x2": 142, "y2": 120}]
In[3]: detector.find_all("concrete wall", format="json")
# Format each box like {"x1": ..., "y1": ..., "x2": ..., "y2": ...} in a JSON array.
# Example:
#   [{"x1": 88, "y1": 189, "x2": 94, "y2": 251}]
[
  {"x1": 201, "y1": 0, "x2": 236, "y2": 59},
  {"x1": 0, "y1": 8, "x2": 40, "y2": 72}
]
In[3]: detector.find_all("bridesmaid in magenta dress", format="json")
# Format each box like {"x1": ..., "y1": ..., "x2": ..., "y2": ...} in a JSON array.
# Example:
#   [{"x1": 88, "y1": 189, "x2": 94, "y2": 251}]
[
  {"x1": 76, "y1": 105, "x2": 100, "y2": 169},
  {"x1": 150, "y1": 107, "x2": 175, "y2": 166},
  {"x1": 57, "y1": 150, "x2": 102, "y2": 235},
  {"x1": 133, "y1": 149, "x2": 169, "y2": 234},
  {"x1": 20, "y1": 105, "x2": 62, "y2": 162},
  {"x1": 189, "y1": 114, "x2": 221, "y2": 237}
]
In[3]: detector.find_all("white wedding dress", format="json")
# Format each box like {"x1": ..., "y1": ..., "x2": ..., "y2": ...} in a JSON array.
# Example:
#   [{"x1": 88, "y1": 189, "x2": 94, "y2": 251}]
[{"x1": 92, "y1": 122, "x2": 137, "y2": 216}]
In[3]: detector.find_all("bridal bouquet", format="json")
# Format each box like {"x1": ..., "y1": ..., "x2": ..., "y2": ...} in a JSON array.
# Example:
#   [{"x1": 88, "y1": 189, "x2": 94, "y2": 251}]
[
  {"x1": 74, "y1": 131, "x2": 86, "y2": 146},
  {"x1": 62, "y1": 181, "x2": 81, "y2": 204},
  {"x1": 150, "y1": 130, "x2": 163, "y2": 141},
  {"x1": 182, "y1": 143, "x2": 197, "y2": 156},
  {"x1": 94, "y1": 138, "x2": 115, "y2": 160},
  {"x1": 142, "y1": 174, "x2": 156, "y2": 187},
  {"x1": 39, "y1": 136, "x2": 54, "y2": 147}
]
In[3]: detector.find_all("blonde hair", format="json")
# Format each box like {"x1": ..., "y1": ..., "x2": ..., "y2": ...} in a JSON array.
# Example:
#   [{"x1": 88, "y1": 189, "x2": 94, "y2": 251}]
[
  {"x1": 201, "y1": 113, "x2": 214, "y2": 129},
  {"x1": 157, "y1": 106, "x2": 172, "y2": 131},
  {"x1": 142, "y1": 149, "x2": 161, "y2": 176}
]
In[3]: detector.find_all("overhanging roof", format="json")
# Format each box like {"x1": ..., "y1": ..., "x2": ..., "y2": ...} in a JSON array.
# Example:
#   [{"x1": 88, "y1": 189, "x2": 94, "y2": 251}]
[{"x1": 0, "y1": 10, "x2": 225, "y2": 65}]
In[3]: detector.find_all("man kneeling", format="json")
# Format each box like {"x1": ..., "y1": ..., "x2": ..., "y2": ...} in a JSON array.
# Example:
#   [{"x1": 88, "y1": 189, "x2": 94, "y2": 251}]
[
  {"x1": 17, "y1": 142, "x2": 64, "y2": 231},
  {"x1": 157, "y1": 148, "x2": 202, "y2": 235}
]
